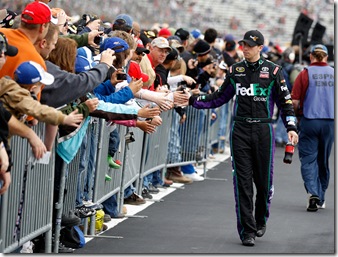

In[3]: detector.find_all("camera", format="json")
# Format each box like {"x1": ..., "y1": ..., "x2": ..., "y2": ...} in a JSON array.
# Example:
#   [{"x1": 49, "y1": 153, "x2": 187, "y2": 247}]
[
  {"x1": 125, "y1": 131, "x2": 135, "y2": 144},
  {"x1": 116, "y1": 73, "x2": 127, "y2": 80},
  {"x1": 93, "y1": 36, "x2": 103, "y2": 45}
]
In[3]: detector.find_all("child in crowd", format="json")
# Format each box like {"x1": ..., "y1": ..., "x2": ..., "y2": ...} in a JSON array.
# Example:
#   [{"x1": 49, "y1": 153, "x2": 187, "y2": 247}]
[{"x1": 0, "y1": 61, "x2": 83, "y2": 128}]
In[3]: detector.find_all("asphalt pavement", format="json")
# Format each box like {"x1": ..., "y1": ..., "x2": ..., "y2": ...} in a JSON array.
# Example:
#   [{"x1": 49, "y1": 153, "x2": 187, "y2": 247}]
[{"x1": 75, "y1": 145, "x2": 335, "y2": 255}]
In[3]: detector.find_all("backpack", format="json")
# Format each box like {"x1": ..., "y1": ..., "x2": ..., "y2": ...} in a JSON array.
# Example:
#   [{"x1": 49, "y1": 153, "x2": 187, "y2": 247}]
[{"x1": 60, "y1": 225, "x2": 86, "y2": 249}]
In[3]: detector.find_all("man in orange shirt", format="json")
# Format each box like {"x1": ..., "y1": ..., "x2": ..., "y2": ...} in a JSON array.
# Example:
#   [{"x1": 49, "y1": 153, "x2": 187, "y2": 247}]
[{"x1": 0, "y1": 1, "x2": 51, "y2": 101}]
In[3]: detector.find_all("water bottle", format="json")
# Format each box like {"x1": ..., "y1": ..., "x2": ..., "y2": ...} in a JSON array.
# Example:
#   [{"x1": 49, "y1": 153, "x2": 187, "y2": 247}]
[{"x1": 283, "y1": 142, "x2": 294, "y2": 164}]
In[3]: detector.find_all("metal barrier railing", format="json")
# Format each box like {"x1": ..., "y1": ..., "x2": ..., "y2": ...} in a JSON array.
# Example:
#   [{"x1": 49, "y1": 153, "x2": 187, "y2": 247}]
[
  {"x1": 137, "y1": 110, "x2": 173, "y2": 196},
  {"x1": 0, "y1": 104, "x2": 231, "y2": 253},
  {"x1": 0, "y1": 123, "x2": 54, "y2": 253}
]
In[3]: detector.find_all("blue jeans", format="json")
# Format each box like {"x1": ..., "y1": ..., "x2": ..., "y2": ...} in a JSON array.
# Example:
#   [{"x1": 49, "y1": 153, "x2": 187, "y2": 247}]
[
  {"x1": 298, "y1": 118, "x2": 334, "y2": 203},
  {"x1": 167, "y1": 111, "x2": 182, "y2": 163},
  {"x1": 108, "y1": 127, "x2": 120, "y2": 157},
  {"x1": 124, "y1": 185, "x2": 136, "y2": 199},
  {"x1": 76, "y1": 122, "x2": 98, "y2": 206},
  {"x1": 102, "y1": 194, "x2": 119, "y2": 217},
  {"x1": 143, "y1": 170, "x2": 163, "y2": 188}
]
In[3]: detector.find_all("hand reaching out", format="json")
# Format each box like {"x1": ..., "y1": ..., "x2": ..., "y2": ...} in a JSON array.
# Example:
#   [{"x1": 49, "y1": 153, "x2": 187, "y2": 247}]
[
  {"x1": 85, "y1": 98, "x2": 99, "y2": 113},
  {"x1": 173, "y1": 91, "x2": 190, "y2": 107},
  {"x1": 137, "y1": 104, "x2": 161, "y2": 118},
  {"x1": 63, "y1": 109, "x2": 83, "y2": 127},
  {"x1": 153, "y1": 92, "x2": 173, "y2": 111},
  {"x1": 129, "y1": 78, "x2": 144, "y2": 95},
  {"x1": 182, "y1": 75, "x2": 196, "y2": 86},
  {"x1": 136, "y1": 120, "x2": 156, "y2": 134},
  {"x1": 150, "y1": 115, "x2": 162, "y2": 126},
  {"x1": 27, "y1": 132, "x2": 47, "y2": 160}
]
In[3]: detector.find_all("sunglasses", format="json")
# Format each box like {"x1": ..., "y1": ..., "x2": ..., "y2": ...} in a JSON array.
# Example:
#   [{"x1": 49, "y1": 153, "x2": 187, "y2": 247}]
[
  {"x1": 0, "y1": 34, "x2": 8, "y2": 53},
  {"x1": 136, "y1": 51, "x2": 145, "y2": 56}
]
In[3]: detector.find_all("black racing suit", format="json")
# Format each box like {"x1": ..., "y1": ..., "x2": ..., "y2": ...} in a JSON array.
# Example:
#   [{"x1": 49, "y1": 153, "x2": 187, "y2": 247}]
[{"x1": 189, "y1": 57, "x2": 297, "y2": 240}]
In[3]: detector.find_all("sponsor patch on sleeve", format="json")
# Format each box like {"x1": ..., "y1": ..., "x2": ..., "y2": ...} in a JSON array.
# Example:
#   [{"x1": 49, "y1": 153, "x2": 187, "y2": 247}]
[
  {"x1": 273, "y1": 66, "x2": 279, "y2": 75},
  {"x1": 286, "y1": 116, "x2": 297, "y2": 122}
]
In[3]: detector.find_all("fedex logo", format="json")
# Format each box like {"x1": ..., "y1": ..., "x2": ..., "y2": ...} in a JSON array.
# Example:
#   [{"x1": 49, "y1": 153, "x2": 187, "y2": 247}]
[{"x1": 236, "y1": 83, "x2": 269, "y2": 97}]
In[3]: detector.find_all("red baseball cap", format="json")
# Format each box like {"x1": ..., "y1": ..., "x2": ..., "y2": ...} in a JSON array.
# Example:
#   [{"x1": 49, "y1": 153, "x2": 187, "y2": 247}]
[
  {"x1": 21, "y1": 1, "x2": 51, "y2": 24},
  {"x1": 158, "y1": 28, "x2": 172, "y2": 38},
  {"x1": 128, "y1": 61, "x2": 149, "y2": 82}
]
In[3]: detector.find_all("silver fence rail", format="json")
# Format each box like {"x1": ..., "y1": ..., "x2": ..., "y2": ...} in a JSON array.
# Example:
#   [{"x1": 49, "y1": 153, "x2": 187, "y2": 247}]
[
  {"x1": 0, "y1": 104, "x2": 232, "y2": 253},
  {"x1": 0, "y1": 123, "x2": 54, "y2": 253}
]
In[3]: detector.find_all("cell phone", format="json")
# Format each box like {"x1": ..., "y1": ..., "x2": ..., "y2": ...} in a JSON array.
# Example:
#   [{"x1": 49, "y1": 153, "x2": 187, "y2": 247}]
[{"x1": 116, "y1": 73, "x2": 127, "y2": 80}]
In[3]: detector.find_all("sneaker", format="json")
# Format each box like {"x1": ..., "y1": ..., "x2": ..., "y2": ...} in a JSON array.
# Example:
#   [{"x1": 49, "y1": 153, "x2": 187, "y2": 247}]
[
  {"x1": 108, "y1": 155, "x2": 121, "y2": 169},
  {"x1": 124, "y1": 192, "x2": 146, "y2": 205},
  {"x1": 104, "y1": 214, "x2": 112, "y2": 222},
  {"x1": 58, "y1": 242, "x2": 74, "y2": 253},
  {"x1": 61, "y1": 210, "x2": 81, "y2": 227},
  {"x1": 148, "y1": 183, "x2": 160, "y2": 194},
  {"x1": 20, "y1": 241, "x2": 34, "y2": 253},
  {"x1": 83, "y1": 200, "x2": 96, "y2": 208},
  {"x1": 307, "y1": 195, "x2": 320, "y2": 212},
  {"x1": 75, "y1": 205, "x2": 97, "y2": 218},
  {"x1": 184, "y1": 172, "x2": 204, "y2": 182},
  {"x1": 142, "y1": 188, "x2": 153, "y2": 199},
  {"x1": 105, "y1": 174, "x2": 112, "y2": 181},
  {"x1": 317, "y1": 201, "x2": 326, "y2": 209},
  {"x1": 111, "y1": 213, "x2": 125, "y2": 219}
]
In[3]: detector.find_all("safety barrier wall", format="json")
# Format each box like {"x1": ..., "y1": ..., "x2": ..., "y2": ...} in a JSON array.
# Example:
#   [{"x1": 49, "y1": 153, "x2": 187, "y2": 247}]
[{"x1": 0, "y1": 104, "x2": 231, "y2": 253}]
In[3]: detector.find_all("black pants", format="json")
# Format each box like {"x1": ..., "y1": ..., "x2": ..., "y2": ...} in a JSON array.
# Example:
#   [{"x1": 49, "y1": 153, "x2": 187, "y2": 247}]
[{"x1": 230, "y1": 121, "x2": 275, "y2": 240}]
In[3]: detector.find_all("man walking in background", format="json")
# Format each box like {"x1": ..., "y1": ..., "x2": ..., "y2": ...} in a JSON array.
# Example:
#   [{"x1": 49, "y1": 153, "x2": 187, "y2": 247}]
[{"x1": 291, "y1": 44, "x2": 334, "y2": 212}]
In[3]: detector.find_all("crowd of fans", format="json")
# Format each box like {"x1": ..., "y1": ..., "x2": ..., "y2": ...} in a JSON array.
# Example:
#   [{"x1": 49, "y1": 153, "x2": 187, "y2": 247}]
[
  {"x1": 0, "y1": 0, "x2": 334, "y2": 47},
  {"x1": 0, "y1": 0, "x2": 334, "y2": 253}
]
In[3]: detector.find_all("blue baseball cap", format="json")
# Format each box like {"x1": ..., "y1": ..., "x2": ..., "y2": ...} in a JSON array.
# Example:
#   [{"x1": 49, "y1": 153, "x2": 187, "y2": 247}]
[
  {"x1": 15, "y1": 61, "x2": 54, "y2": 85},
  {"x1": 191, "y1": 29, "x2": 201, "y2": 39},
  {"x1": 113, "y1": 14, "x2": 133, "y2": 28},
  {"x1": 310, "y1": 44, "x2": 328, "y2": 55},
  {"x1": 101, "y1": 37, "x2": 129, "y2": 53}
]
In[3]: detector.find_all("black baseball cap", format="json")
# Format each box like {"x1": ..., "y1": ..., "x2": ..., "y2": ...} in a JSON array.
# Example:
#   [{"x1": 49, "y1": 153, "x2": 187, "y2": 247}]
[
  {"x1": 238, "y1": 30, "x2": 264, "y2": 47},
  {"x1": 175, "y1": 28, "x2": 190, "y2": 41},
  {"x1": 0, "y1": 32, "x2": 18, "y2": 56}
]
